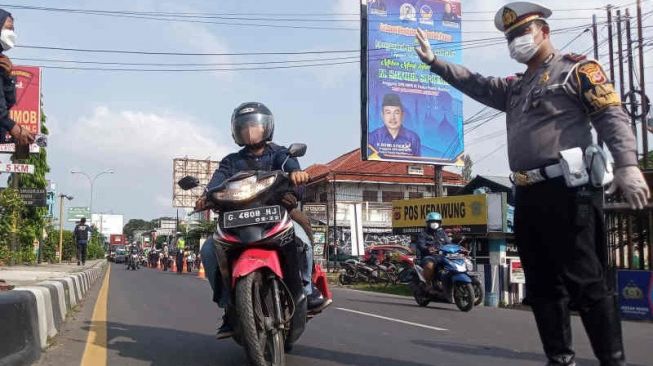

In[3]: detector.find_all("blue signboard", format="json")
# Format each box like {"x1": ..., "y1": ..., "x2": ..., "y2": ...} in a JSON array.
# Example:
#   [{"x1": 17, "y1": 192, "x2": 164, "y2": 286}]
[
  {"x1": 362, "y1": 0, "x2": 463, "y2": 164},
  {"x1": 617, "y1": 270, "x2": 653, "y2": 320}
]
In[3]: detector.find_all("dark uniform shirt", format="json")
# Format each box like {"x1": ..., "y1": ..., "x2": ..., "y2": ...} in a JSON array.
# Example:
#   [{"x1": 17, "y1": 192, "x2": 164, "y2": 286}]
[
  {"x1": 206, "y1": 143, "x2": 301, "y2": 191},
  {"x1": 429, "y1": 51, "x2": 637, "y2": 171},
  {"x1": 73, "y1": 224, "x2": 91, "y2": 244},
  {"x1": 368, "y1": 126, "x2": 421, "y2": 157}
]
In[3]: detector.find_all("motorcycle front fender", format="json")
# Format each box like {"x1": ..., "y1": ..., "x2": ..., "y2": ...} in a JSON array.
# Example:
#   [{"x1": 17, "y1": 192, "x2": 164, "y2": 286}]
[
  {"x1": 231, "y1": 248, "x2": 284, "y2": 287},
  {"x1": 451, "y1": 273, "x2": 472, "y2": 284}
]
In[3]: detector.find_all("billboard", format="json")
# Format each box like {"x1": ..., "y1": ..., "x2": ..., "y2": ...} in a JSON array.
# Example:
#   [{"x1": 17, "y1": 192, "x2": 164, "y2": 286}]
[
  {"x1": 172, "y1": 158, "x2": 219, "y2": 208},
  {"x1": 91, "y1": 214, "x2": 124, "y2": 237},
  {"x1": 361, "y1": 0, "x2": 463, "y2": 164},
  {"x1": 392, "y1": 194, "x2": 487, "y2": 234},
  {"x1": 67, "y1": 207, "x2": 90, "y2": 222},
  {"x1": 10, "y1": 66, "x2": 41, "y2": 136}
]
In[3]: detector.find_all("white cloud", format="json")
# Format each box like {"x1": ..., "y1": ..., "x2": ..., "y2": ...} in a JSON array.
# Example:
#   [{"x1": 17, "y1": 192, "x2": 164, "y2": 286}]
[{"x1": 47, "y1": 107, "x2": 230, "y2": 220}]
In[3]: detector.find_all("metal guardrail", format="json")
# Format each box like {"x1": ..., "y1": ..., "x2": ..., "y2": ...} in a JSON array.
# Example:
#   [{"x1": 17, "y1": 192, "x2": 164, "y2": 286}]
[{"x1": 604, "y1": 201, "x2": 652, "y2": 271}]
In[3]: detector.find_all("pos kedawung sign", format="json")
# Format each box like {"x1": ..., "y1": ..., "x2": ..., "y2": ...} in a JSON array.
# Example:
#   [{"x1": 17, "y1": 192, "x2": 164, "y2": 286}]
[
  {"x1": 392, "y1": 194, "x2": 487, "y2": 235},
  {"x1": 362, "y1": 0, "x2": 464, "y2": 164}
]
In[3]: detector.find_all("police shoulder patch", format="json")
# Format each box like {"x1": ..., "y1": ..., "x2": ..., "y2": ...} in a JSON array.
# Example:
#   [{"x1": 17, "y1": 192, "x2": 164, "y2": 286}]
[
  {"x1": 564, "y1": 53, "x2": 587, "y2": 62},
  {"x1": 575, "y1": 61, "x2": 620, "y2": 114},
  {"x1": 577, "y1": 61, "x2": 608, "y2": 85}
]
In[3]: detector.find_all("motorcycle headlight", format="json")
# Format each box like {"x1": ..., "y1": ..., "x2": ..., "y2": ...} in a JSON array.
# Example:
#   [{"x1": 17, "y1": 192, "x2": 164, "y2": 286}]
[
  {"x1": 213, "y1": 175, "x2": 276, "y2": 202},
  {"x1": 464, "y1": 258, "x2": 474, "y2": 272}
]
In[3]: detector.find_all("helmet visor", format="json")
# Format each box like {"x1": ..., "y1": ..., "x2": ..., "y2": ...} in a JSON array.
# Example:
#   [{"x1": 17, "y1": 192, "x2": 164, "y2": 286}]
[{"x1": 232, "y1": 113, "x2": 274, "y2": 146}]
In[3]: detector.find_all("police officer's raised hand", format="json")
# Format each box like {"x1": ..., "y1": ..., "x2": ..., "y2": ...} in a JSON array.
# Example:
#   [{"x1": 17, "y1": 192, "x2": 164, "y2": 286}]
[
  {"x1": 9, "y1": 124, "x2": 35, "y2": 145},
  {"x1": 608, "y1": 166, "x2": 650, "y2": 210},
  {"x1": 415, "y1": 28, "x2": 435, "y2": 65},
  {"x1": 290, "y1": 171, "x2": 309, "y2": 186}
]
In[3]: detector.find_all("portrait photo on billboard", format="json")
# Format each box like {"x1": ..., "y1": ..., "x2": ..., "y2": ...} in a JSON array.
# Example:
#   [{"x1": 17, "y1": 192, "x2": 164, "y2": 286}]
[{"x1": 362, "y1": 0, "x2": 463, "y2": 165}]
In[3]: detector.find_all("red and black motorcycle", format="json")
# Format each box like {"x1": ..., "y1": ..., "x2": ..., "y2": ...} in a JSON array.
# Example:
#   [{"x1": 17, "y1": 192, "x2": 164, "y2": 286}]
[{"x1": 178, "y1": 143, "x2": 331, "y2": 366}]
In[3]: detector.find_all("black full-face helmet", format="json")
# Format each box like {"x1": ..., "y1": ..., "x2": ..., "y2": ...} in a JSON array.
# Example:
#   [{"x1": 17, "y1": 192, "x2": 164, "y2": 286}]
[{"x1": 231, "y1": 102, "x2": 274, "y2": 147}]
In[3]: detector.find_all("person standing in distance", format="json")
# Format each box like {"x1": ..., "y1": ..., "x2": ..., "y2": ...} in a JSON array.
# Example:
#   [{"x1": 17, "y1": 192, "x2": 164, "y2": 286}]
[
  {"x1": 0, "y1": 9, "x2": 34, "y2": 145},
  {"x1": 415, "y1": 2, "x2": 648, "y2": 365},
  {"x1": 73, "y1": 218, "x2": 91, "y2": 266}
]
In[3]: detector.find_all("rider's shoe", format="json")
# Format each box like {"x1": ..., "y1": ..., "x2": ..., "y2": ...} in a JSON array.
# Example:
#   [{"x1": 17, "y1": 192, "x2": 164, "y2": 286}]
[
  {"x1": 216, "y1": 313, "x2": 234, "y2": 340},
  {"x1": 307, "y1": 287, "x2": 332, "y2": 314}
]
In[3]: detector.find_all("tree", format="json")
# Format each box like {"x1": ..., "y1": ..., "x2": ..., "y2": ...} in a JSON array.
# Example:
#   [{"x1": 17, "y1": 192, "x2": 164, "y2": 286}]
[
  {"x1": 0, "y1": 188, "x2": 24, "y2": 265},
  {"x1": 462, "y1": 154, "x2": 474, "y2": 183},
  {"x1": 123, "y1": 219, "x2": 154, "y2": 239},
  {"x1": 5, "y1": 104, "x2": 50, "y2": 264}
]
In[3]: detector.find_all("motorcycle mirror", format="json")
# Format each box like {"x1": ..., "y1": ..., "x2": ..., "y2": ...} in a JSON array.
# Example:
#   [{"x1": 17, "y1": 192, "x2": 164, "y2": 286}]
[
  {"x1": 178, "y1": 175, "x2": 200, "y2": 190},
  {"x1": 287, "y1": 143, "x2": 307, "y2": 158}
]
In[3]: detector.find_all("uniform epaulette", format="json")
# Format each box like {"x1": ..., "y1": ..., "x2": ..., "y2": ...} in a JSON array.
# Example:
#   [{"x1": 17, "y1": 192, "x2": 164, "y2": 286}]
[{"x1": 564, "y1": 53, "x2": 587, "y2": 62}]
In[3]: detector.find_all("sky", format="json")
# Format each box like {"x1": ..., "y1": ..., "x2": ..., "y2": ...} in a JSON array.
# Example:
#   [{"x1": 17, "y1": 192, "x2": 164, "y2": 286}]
[{"x1": 1, "y1": 0, "x2": 651, "y2": 224}]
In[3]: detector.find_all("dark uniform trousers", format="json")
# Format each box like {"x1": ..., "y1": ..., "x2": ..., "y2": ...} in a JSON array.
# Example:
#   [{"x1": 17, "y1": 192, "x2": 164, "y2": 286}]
[{"x1": 515, "y1": 178, "x2": 625, "y2": 365}]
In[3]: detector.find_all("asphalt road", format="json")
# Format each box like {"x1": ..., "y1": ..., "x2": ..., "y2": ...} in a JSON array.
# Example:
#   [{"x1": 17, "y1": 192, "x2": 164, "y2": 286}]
[{"x1": 37, "y1": 263, "x2": 653, "y2": 366}]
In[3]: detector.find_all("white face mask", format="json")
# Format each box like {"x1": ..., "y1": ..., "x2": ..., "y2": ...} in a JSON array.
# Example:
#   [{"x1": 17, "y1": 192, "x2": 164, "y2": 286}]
[
  {"x1": 508, "y1": 33, "x2": 539, "y2": 63},
  {"x1": 0, "y1": 29, "x2": 16, "y2": 51},
  {"x1": 429, "y1": 222, "x2": 440, "y2": 230}
]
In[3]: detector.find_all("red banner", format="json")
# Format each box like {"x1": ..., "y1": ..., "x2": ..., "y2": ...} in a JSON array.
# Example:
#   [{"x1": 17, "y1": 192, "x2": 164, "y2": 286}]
[{"x1": 10, "y1": 66, "x2": 41, "y2": 135}]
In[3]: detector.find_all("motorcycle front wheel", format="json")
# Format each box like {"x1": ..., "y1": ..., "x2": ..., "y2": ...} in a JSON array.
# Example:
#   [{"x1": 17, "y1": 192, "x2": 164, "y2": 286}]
[
  {"x1": 453, "y1": 282, "x2": 475, "y2": 312},
  {"x1": 472, "y1": 279, "x2": 484, "y2": 306},
  {"x1": 236, "y1": 271, "x2": 285, "y2": 366}
]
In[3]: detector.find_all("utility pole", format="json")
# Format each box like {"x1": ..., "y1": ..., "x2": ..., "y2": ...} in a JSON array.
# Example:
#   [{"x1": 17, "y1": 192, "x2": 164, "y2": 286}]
[
  {"x1": 592, "y1": 14, "x2": 599, "y2": 60},
  {"x1": 626, "y1": 10, "x2": 639, "y2": 141},
  {"x1": 607, "y1": 5, "x2": 616, "y2": 83},
  {"x1": 636, "y1": 0, "x2": 648, "y2": 168},
  {"x1": 616, "y1": 11, "x2": 626, "y2": 103},
  {"x1": 57, "y1": 194, "x2": 73, "y2": 263},
  {"x1": 592, "y1": 14, "x2": 604, "y2": 147},
  {"x1": 434, "y1": 165, "x2": 444, "y2": 197}
]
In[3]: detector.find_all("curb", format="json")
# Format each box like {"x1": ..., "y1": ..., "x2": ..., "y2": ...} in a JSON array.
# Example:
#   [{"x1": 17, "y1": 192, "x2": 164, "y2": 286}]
[{"x1": 0, "y1": 261, "x2": 108, "y2": 366}]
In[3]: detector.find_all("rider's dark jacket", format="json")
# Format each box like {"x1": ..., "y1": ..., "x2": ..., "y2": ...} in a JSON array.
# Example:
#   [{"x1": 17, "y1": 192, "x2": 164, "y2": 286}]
[
  {"x1": 416, "y1": 227, "x2": 451, "y2": 258},
  {"x1": 206, "y1": 143, "x2": 300, "y2": 192}
]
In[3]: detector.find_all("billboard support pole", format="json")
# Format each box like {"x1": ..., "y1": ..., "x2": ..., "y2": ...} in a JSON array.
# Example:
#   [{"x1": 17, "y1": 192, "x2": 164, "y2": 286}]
[
  {"x1": 360, "y1": 0, "x2": 368, "y2": 161},
  {"x1": 434, "y1": 165, "x2": 444, "y2": 197}
]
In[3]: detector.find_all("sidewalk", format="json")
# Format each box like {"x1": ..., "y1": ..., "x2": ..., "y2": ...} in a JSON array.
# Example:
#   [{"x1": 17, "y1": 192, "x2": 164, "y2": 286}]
[
  {"x1": 0, "y1": 259, "x2": 104, "y2": 287},
  {"x1": 0, "y1": 260, "x2": 107, "y2": 365}
]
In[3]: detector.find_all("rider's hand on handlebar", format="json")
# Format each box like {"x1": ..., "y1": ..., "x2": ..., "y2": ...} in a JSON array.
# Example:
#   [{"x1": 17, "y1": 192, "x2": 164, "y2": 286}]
[
  {"x1": 290, "y1": 171, "x2": 310, "y2": 186},
  {"x1": 194, "y1": 196, "x2": 208, "y2": 211}
]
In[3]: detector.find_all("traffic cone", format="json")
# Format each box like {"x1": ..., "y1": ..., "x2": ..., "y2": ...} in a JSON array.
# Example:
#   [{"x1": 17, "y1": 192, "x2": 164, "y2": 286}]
[
  {"x1": 198, "y1": 262, "x2": 206, "y2": 279},
  {"x1": 171, "y1": 259, "x2": 176, "y2": 272}
]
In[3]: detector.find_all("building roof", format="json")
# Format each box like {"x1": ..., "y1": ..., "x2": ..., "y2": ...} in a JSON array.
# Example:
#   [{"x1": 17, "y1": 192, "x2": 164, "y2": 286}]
[
  {"x1": 457, "y1": 175, "x2": 514, "y2": 204},
  {"x1": 306, "y1": 149, "x2": 464, "y2": 186}
]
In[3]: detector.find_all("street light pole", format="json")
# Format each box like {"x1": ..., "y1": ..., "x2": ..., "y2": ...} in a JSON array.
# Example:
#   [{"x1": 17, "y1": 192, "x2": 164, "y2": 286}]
[
  {"x1": 70, "y1": 169, "x2": 114, "y2": 218},
  {"x1": 58, "y1": 194, "x2": 73, "y2": 263}
]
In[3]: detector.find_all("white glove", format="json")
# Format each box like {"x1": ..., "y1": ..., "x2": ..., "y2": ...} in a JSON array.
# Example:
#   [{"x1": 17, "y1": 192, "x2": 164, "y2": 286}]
[
  {"x1": 606, "y1": 166, "x2": 650, "y2": 210},
  {"x1": 415, "y1": 28, "x2": 435, "y2": 65}
]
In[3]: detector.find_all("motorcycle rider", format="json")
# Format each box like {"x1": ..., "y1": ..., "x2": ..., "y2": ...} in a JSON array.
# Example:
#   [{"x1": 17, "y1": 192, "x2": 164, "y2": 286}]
[
  {"x1": 197, "y1": 102, "x2": 331, "y2": 339},
  {"x1": 416, "y1": 212, "x2": 451, "y2": 287}
]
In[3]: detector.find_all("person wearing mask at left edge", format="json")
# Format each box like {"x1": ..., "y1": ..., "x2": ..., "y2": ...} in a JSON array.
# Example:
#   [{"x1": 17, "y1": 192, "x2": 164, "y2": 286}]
[{"x1": 0, "y1": 9, "x2": 35, "y2": 145}]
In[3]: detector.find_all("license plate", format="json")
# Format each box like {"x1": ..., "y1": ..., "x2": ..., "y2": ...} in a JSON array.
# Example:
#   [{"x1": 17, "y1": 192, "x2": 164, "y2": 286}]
[{"x1": 223, "y1": 205, "x2": 282, "y2": 229}]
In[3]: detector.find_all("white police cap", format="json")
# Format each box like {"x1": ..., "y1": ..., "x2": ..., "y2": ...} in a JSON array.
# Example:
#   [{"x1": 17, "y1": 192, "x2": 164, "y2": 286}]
[{"x1": 494, "y1": 2, "x2": 552, "y2": 34}]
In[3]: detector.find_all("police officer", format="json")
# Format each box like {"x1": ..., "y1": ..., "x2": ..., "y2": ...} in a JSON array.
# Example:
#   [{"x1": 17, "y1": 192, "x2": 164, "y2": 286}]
[
  {"x1": 73, "y1": 217, "x2": 91, "y2": 266},
  {"x1": 415, "y1": 2, "x2": 649, "y2": 365},
  {"x1": 0, "y1": 9, "x2": 34, "y2": 145}
]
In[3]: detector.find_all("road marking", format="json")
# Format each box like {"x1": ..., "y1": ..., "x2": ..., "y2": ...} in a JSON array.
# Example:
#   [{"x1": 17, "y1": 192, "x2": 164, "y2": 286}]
[
  {"x1": 80, "y1": 265, "x2": 111, "y2": 366},
  {"x1": 335, "y1": 307, "x2": 448, "y2": 331}
]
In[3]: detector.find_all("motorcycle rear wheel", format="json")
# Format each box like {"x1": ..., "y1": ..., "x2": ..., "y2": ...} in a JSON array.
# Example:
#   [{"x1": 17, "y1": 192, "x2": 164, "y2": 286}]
[
  {"x1": 236, "y1": 271, "x2": 285, "y2": 366},
  {"x1": 472, "y1": 279, "x2": 484, "y2": 306}
]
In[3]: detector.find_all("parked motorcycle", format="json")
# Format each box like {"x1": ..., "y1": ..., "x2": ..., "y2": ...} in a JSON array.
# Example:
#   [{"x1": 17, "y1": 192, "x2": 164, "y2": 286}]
[
  {"x1": 177, "y1": 143, "x2": 331, "y2": 366},
  {"x1": 406, "y1": 243, "x2": 476, "y2": 312}
]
